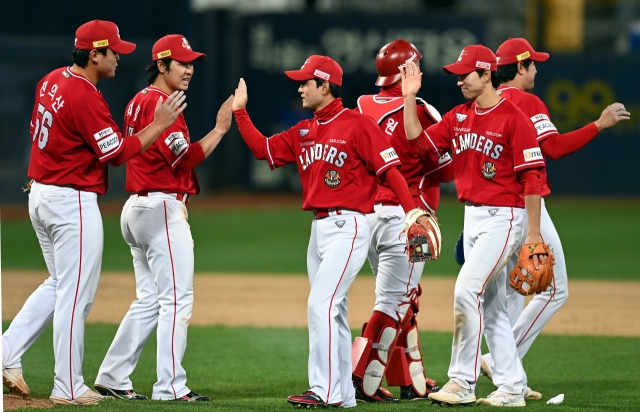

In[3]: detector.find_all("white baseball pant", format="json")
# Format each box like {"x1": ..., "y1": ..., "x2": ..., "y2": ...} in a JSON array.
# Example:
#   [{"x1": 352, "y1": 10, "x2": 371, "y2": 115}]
[
  {"x1": 449, "y1": 205, "x2": 526, "y2": 395},
  {"x1": 95, "y1": 193, "x2": 194, "y2": 400},
  {"x1": 306, "y1": 210, "x2": 369, "y2": 407},
  {"x1": 2, "y1": 182, "x2": 103, "y2": 400}
]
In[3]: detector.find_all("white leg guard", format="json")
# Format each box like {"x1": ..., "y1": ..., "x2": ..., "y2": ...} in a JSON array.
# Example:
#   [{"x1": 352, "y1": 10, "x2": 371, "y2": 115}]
[
  {"x1": 405, "y1": 327, "x2": 427, "y2": 396},
  {"x1": 362, "y1": 327, "x2": 396, "y2": 396}
]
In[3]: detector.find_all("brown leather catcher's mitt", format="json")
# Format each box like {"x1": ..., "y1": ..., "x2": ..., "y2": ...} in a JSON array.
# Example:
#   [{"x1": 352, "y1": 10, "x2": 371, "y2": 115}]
[
  {"x1": 405, "y1": 208, "x2": 442, "y2": 262},
  {"x1": 509, "y1": 243, "x2": 555, "y2": 296}
]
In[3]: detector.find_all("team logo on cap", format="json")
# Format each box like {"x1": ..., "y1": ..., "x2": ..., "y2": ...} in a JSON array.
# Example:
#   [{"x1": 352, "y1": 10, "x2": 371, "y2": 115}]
[
  {"x1": 324, "y1": 170, "x2": 341, "y2": 188},
  {"x1": 482, "y1": 162, "x2": 496, "y2": 179},
  {"x1": 457, "y1": 50, "x2": 468, "y2": 62},
  {"x1": 299, "y1": 129, "x2": 309, "y2": 137},
  {"x1": 157, "y1": 49, "x2": 172, "y2": 59},
  {"x1": 93, "y1": 39, "x2": 109, "y2": 48},
  {"x1": 456, "y1": 113, "x2": 467, "y2": 122},
  {"x1": 301, "y1": 58, "x2": 310, "y2": 68},
  {"x1": 116, "y1": 25, "x2": 121, "y2": 39},
  {"x1": 182, "y1": 37, "x2": 192, "y2": 50},
  {"x1": 517, "y1": 51, "x2": 531, "y2": 61}
]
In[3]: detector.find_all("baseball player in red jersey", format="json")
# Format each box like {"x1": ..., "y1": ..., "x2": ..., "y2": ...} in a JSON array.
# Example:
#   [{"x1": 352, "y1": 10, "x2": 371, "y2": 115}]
[
  {"x1": 232, "y1": 55, "x2": 435, "y2": 408},
  {"x1": 351, "y1": 40, "x2": 453, "y2": 402},
  {"x1": 93, "y1": 35, "x2": 233, "y2": 402},
  {"x1": 1, "y1": 20, "x2": 185, "y2": 405},
  {"x1": 402, "y1": 45, "x2": 550, "y2": 407},
  {"x1": 478, "y1": 38, "x2": 630, "y2": 399}
]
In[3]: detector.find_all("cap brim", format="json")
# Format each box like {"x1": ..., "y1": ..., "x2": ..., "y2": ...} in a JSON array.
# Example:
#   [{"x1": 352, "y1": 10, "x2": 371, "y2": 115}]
[
  {"x1": 284, "y1": 70, "x2": 314, "y2": 82},
  {"x1": 442, "y1": 63, "x2": 476, "y2": 75},
  {"x1": 172, "y1": 51, "x2": 207, "y2": 63},
  {"x1": 530, "y1": 51, "x2": 549, "y2": 62},
  {"x1": 110, "y1": 40, "x2": 136, "y2": 55}
]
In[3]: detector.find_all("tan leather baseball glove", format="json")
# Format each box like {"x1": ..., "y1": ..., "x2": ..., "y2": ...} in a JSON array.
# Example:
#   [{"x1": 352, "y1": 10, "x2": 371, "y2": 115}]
[{"x1": 509, "y1": 243, "x2": 555, "y2": 296}]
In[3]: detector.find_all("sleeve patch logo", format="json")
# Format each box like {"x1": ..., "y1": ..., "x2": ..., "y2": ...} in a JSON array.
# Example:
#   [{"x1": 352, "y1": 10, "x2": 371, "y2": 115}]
[
  {"x1": 165, "y1": 132, "x2": 187, "y2": 156},
  {"x1": 380, "y1": 148, "x2": 398, "y2": 163},
  {"x1": 530, "y1": 113, "x2": 549, "y2": 123},
  {"x1": 438, "y1": 153, "x2": 452, "y2": 164},
  {"x1": 97, "y1": 134, "x2": 119, "y2": 153},
  {"x1": 93, "y1": 127, "x2": 114, "y2": 140},
  {"x1": 534, "y1": 120, "x2": 557, "y2": 135},
  {"x1": 523, "y1": 148, "x2": 543, "y2": 162}
]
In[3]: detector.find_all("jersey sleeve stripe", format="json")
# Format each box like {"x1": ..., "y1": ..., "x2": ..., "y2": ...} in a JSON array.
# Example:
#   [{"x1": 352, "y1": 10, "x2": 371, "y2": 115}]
[
  {"x1": 170, "y1": 144, "x2": 190, "y2": 168},
  {"x1": 265, "y1": 137, "x2": 276, "y2": 169},
  {"x1": 375, "y1": 160, "x2": 401, "y2": 176},
  {"x1": 423, "y1": 130, "x2": 445, "y2": 155},
  {"x1": 513, "y1": 161, "x2": 545, "y2": 170}
]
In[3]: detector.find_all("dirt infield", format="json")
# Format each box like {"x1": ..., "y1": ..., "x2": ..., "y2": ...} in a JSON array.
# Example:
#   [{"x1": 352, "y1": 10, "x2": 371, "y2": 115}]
[
  {"x1": 3, "y1": 271, "x2": 640, "y2": 337},
  {"x1": 3, "y1": 394, "x2": 52, "y2": 410}
]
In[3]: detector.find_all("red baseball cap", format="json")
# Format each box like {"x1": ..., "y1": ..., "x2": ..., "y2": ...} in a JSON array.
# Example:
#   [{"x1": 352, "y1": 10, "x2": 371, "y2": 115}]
[
  {"x1": 152, "y1": 34, "x2": 206, "y2": 62},
  {"x1": 496, "y1": 38, "x2": 549, "y2": 66},
  {"x1": 284, "y1": 55, "x2": 343, "y2": 87},
  {"x1": 74, "y1": 20, "x2": 136, "y2": 54},
  {"x1": 442, "y1": 44, "x2": 497, "y2": 75}
]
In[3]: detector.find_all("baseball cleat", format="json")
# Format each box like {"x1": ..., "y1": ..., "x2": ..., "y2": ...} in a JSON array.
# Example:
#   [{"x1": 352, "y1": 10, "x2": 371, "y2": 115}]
[
  {"x1": 94, "y1": 384, "x2": 148, "y2": 400},
  {"x1": 427, "y1": 380, "x2": 476, "y2": 406},
  {"x1": 287, "y1": 390, "x2": 342, "y2": 408},
  {"x1": 353, "y1": 381, "x2": 398, "y2": 402},
  {"x1": 476, "y1": 390, "x2": 526, "y2": 407},
  {"x1": 2, "y1": 368, "x2": 30, "y2": 398},
  {"x1": 525, "y1": 386, "x2": 542, "y2": 400},
  {"x1": 400, "y1": 378, "x2": 440, "y2": 400},
  {"x1": 171, "y1": 391, "x2": 211, "y2": 401},
  {"x1": 50, "y1": 389, "x2": 106, "y2": 405}
]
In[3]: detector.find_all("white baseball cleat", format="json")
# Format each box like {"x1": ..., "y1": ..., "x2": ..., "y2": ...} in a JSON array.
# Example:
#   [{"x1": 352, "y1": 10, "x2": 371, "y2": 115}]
[
  {"x1": 476, "y1": 390, "x2": 526, "y2": 407},
  {"x1": 525, "y1": 386, "x2": 542, "y2": 400},
  {"x1": 50, "y1": 389, "x2": 106, "y2": 406},
  {"x1": 3, "y1": 368, "x2": 30, "y2": 398},
  {"x1": 427, "y1": 380, "x2": 476, "y2": 406}
]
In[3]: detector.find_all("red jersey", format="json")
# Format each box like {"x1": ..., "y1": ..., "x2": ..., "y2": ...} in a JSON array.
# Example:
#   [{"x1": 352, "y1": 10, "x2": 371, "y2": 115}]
[
  {"x1": 497, "y1": 86, "x2": 557, "y2": 197},
  {"x1": 262, "y1": 99, "x2": 401, "y2": 213},
  {"x1": 123, "y1": 87, "x2": 199, "y2": 195},
  {"x1": 27, "y1": 67, "x2": 127, "y2": 194},
  {"x1": 419, "y1": 98, "x2": 545, "y2": 208},
  {"x1": 357, "y1": 94, "x2": 452, "y2": 212}
]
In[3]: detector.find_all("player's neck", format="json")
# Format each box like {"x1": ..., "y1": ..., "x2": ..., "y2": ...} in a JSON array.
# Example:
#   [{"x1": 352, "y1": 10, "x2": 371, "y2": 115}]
[
  {"x1": 70, "y1": 64, "x2": 99, "y2": 86},
  {"x1": 475, "y1": 87, "x2": 501, "y2": 108},
  {"x1": 150, "y1": 79, "x2": 175, "y2": 96},
  {"x1": 502, "y1": 78, "x2": 524, "y2": 91}
]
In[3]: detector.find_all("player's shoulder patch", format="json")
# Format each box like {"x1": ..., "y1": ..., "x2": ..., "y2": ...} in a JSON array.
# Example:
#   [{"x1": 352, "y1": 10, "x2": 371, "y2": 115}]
[
  {"x1": 140, "y1": 88, "x2": 149, "y2": 95},
  {"x1": 61, "y1": 70, "x2": 71, "y2": 79},
  {"x1": 165, "y1": 131, "x2": 188, "y2": 156}
]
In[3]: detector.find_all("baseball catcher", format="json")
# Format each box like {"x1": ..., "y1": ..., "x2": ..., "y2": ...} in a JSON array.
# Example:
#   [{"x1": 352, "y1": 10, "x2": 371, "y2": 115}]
[{"x1": 509, "y1": 243, "x2": 555, "y2": 296}]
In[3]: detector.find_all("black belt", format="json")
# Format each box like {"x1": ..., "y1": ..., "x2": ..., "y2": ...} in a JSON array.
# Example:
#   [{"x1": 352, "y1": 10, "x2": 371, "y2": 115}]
[{"x1": 465, "y1": 201, "x2": 483, "y2": 207}]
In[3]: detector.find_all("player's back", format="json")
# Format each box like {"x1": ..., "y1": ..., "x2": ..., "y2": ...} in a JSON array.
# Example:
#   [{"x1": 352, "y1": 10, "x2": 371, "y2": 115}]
[{"x1": 28, "y1": 67, "x2": 122, "y2": 195}]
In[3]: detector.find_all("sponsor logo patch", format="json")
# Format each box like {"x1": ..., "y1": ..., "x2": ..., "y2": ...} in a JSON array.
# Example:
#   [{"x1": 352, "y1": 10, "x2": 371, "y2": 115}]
[
  {"x1": 335, "y1": 220, "x2": 346, "y2": 228},
  {"x1": 141, "y1": 89, "x2": 148, "y2": 95},
  {"x1": 94, "y1": 127, "x2": 115, "y2": 140},
  {"x1": 313, "y1": 69, "x2": 330, "y2": 81},
  {"x1": 530, "y1": 113, "x2": 549, "y2": 123},
  {"x1": 481, "y1": 161, "x2": 497, "y2": 179},
  {"x1": 157, "y1": 49, "x2": 172, "y2": 59},
  {"x1": 62, "y1": 70, "x2": 70, "y2": 79},
  {"x1": 324, "y1": 170, "x2": 341, "y2": 188},
  {"x1": 380, "y1": 148, "x2": 398, "y2": 163},
  {"x1": 438, "y1": 153, "x2": 452, "y2": 164},
  {"x1": 476, "y1": 61, "x2": 491, "y2": 70},
  {"x1": 299, "y1": 129, "x2": 309, "y2": 137},
  {"x1": 165, "y1": 132, "x2": 187, "y2": 156},
  {"x1": 523, "y1": 148, "x2": 543, "y2": 162},
  {"x1": 534, "y1": 120, "x2": 557, "y2": 135},
  {"x1": 456, "y1": 113, "x2": 468, "y2": 122},
  {"x1": 93, "y1": 39, "x2": 109, "y2": 48},
  {"x1": 517, "y1": 51, "x2": 531, "y2": 61},
  {"x1": 97, "y1": 134, "x2": 119, "y2": 153}
]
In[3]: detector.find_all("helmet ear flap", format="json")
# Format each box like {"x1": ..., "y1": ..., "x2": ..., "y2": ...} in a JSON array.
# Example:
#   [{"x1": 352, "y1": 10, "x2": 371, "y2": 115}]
[{"x1": 375, "y1": 40, "x2": 422, "y2": 86}]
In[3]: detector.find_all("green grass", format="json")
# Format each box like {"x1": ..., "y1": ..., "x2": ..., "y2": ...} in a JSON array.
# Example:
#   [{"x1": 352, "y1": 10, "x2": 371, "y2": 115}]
[
  {"x1": 3, "y1": 322, "x2": 640, "y2": 411},
  {"x1": 2, "y1": 196, "x2": 639, "y2": 279}
]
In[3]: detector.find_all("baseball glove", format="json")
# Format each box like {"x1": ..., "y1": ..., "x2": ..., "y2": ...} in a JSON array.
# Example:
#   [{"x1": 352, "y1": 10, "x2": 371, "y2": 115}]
[
  {"x1": 509, "y1": 243, "x2": 555, "y2": 296},
  {"x1": 405, "y1": 208, "x2": 441, "y2": 262}
]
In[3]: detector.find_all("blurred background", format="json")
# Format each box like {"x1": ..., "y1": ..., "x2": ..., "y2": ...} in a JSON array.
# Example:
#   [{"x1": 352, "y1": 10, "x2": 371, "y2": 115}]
[{"x1": 1, "y1": 0, "x2": 639, "y2": 204}]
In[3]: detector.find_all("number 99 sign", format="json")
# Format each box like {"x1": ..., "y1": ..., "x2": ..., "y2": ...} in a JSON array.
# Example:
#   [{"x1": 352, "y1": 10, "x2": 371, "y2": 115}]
[{"x1": 545, "y1": 79, "x2": 615, "y2": 132}]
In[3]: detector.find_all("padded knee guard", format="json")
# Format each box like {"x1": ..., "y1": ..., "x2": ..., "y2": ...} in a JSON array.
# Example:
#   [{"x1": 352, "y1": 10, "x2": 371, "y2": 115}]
[{"x1": 352, "y1": 311, "x2": 398, "y2": 398}]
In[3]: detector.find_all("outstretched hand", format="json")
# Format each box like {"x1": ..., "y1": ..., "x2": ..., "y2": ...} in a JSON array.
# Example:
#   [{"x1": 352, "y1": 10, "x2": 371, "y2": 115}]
[
  {"x1": 401, "y1": 60, "x2": 423, "y2": 99},
  {"x1": 214, "y1": 95, "x2": 234, "y2": 133},
  {"x1": 595, "y1": 102, "x2": 630, "y2": 131},
  {"x1": 232, "y1": 78, "x2": 248, "y2": 111},
  {"x1": 153, "y1": 91, "x2": 187, "y2": 131}
]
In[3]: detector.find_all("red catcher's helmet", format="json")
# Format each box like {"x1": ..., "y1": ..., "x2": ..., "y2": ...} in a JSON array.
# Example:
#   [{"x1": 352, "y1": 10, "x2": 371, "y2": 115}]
[{"x1": 375, "y1": 40, "x2": 422, "y2": 86}]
